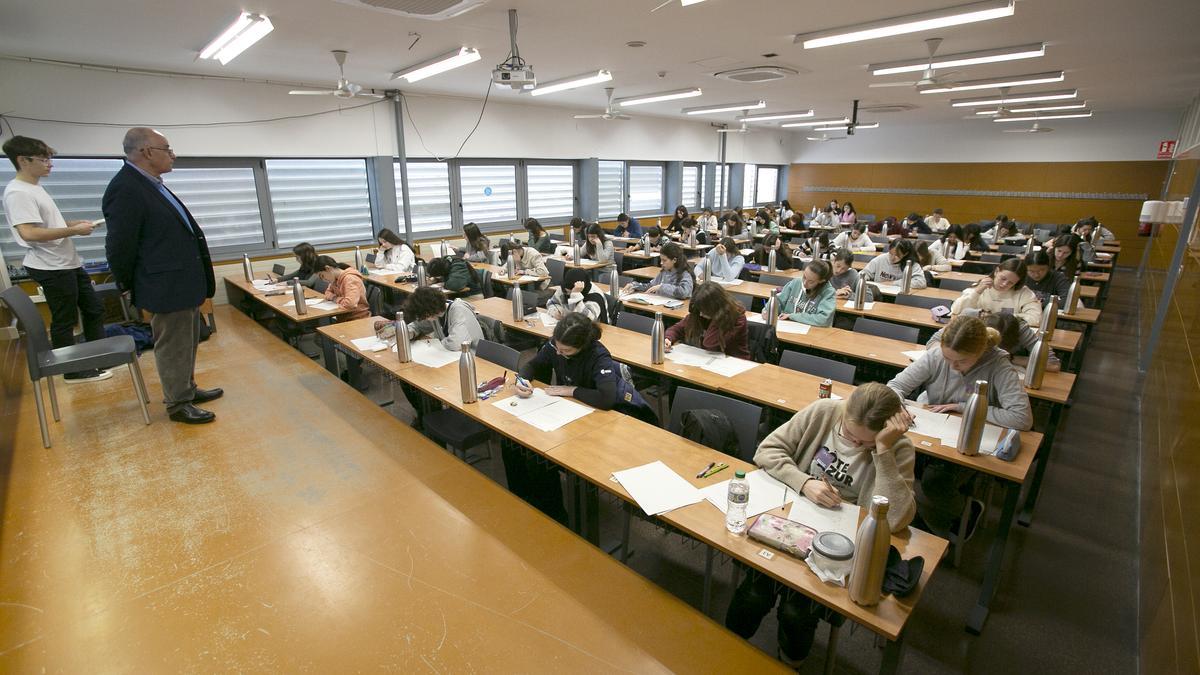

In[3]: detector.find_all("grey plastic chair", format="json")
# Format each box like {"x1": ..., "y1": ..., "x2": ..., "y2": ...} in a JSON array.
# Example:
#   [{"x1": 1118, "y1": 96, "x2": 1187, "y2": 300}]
[
  {"x1": 729, "y1": 292, "x2": 754, "y2": 311},
  {"x1": 546, "y1": 257, "x2": 566, "y2": 288},
  {"x1": 617, "y1": 312, "x2": 655, "y2": 335},
  {"x1": 896, "y1": 294, "x2": 951, "y2": 311},
  {"x1": 916, "y1": 233, "x2": 940, "y2": 241},
  {"x1": 477, "y1": 339, "x2": 520, "y2": 370},
  {"x1": 938, "y1": 278, "x2": 975, "y2": 292},
  {"x1": 779, "y1": 351, "x2": 856, "y2": 385},
  {"x1": 668, "y1": 386, "x2": 763, "y2": 461},
  {"x1": 758, "y1": 273, "x2": 794, "y2": 288},
  {"x1": 0, "y1": 286, "x2": 150, "y2": 448},
  {"x1": 853, "y1": 316, "x2": 920, "y2": 344},
  {"x1": 423, "y1": 339, "x2": 516, "y2": 465}
]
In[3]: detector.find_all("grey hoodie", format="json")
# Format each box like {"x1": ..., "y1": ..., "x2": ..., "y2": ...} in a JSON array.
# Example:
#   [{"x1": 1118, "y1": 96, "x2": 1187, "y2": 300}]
[
  {"x1": 886, "y1": 345, "x2": 1033, "y2": 430},
  {"x1": 830, "y1": 267, "x2": 873, "y2": 302},
  {"x1": 410, "y1": 298, "x2": 485, "y2": 351}
]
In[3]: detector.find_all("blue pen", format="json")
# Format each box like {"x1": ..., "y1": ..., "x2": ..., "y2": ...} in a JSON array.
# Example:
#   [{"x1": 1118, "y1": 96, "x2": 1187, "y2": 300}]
[{"x1": 516, "y1": 375, "x2": 530, "y2": 388}]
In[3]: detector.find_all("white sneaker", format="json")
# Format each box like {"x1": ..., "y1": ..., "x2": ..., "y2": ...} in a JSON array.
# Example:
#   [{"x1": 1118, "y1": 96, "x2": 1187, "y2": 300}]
[{"x1": 63, "y1": 369, "x2": 113, "y2": 383}]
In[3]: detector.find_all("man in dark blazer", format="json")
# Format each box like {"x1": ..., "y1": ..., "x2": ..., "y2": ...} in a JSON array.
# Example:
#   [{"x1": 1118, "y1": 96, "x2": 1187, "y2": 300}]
[{"x1": 103, "y1": 128, "x2": 220, "y2": 424}]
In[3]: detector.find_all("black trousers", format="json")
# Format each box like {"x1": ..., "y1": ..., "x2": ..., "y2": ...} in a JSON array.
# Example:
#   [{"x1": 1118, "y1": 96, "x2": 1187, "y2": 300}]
[
  {"x1": 725, "y1": 569, "x2": 842, "y2": 661},
  {"x1": 501, "y1": 441, "x2": 568, "y2": 526},
  {"x1": 25, "y1": 266, "x2": 105, "y2": 350}
]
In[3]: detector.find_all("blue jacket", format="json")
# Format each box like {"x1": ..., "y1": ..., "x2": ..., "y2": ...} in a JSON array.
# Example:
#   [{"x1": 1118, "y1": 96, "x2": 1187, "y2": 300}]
[
  {"x1": 103, "y1": 164, "x2": 214, "y2": 313},
  {"x1": 521, "y1": 340, "x2": 657, "y2": 424},
  {"x1": 616, "y1": 217, "x2": 644, "y2": 238}
]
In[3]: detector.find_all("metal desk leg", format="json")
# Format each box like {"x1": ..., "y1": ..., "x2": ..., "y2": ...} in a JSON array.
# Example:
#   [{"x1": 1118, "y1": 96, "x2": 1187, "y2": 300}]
[
  {"x1": 702, "y1": 547, "x2": 715, "y2": 615},
  {"x1": 585, "y1": 482, "x2": 600, "y2": 546},
  {"x1": 966, "y1": 481, "x2": 1021, "y2": 634},
  {"x1": 1019, "y1": 403, "x2": 1062, "y2": 526},
  {"x1": 879, "y1": 634, "x2": 905, "y2": 675},
  {"x1": 823, "y1": 623, "x2": 842, "y2": 675},
  {"x1": 620, "y1": 506, "x2": 633, "y2": 563},
  {"x1": 318, "y1": 318, "x2": 338, "y2": 375}
]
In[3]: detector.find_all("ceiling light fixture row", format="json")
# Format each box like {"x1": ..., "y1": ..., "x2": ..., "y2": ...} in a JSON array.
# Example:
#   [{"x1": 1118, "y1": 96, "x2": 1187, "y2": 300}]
[
  {"x1": 199, "y1": 12, "x2": 274, "y2": 65},
  {"x1": 813, "y1": 122, "x2": 880, "y2": 132},
  {"x1": 737, "y1": 110, "x2": 815, "y2": 122},
  {"x1": 993, "y1": 111, "x2": 1093, "y2": 122},
  {"x1": 975, "y1": 102, "x2": 1088, "y2": 115},
  {"x1": 391, "y1": 46, "x2": 481, "y2": 83},
  {"x1": 529, "y1": 69, "x2": 612, "y2": 96},
  {"x1": 949, "y1": 88, "x2": 1078, "y2": 107},
  {"x1": 868, "y1": 42, "x2": 1046, "y2": 75},
  {"x1": 781, "y1": 117, "x2": 852, "y2": 128},
  {"x1": 683, "y1": 100, "x2": 766, "y2": 115},
  {"x1": 794, "y1": 0, "x2": 1014, "y2": 49},
  {"x1": 615, "y1": 88, "x2": 703, "y2": 106},
  {"x1": 919, "y1": 70, "x2": 1065, "y2": 94}
]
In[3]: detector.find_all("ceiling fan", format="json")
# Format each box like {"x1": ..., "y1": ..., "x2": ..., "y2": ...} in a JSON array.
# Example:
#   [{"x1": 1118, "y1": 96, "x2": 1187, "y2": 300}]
[
  {"x1": 573, "y1": 88, "x2": 631, "y2": 120},
  {"x1": 1002, "y1": 122, "x2": 1054, "y2": 133},
  {"x1": 805, "y1": 134, "x2": 847, "y2": 142},
  {"x1": 718, "y1": 109, "x2": 761, "y2": 134},
  {"x1": 869, "y1": 38, "x2": 962, "y2": 89},
  {"x1": 289, "y1": 50, "x2": 384, "y2": 99}
]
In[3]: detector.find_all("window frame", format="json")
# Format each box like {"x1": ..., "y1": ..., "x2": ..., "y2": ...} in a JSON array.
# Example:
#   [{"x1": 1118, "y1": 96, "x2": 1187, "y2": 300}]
[
  {"x1": 755, "y1": 165, "x2": 779, "y2": 206},
  {"x1": 454, "y1": 158, "x2": 521, "y2": 234},
  {"x1": 262, "y1": 156, "x2": 379, "y2": 252},
  {"x1": 681, "y1": 163, "x2": 702, "y2": 211},
  {"x1": 395, "y1": 158, "x2": 455, "y2": 239},
  {"x1": 626, "y1": 161, "x2": 666, "y2": 217},
  {"x1": 597, "y1": 159, "x2": 626, "y2": 220},
  {"x1": 523, "y1": 159, "x2": 577, "y2": 227}
]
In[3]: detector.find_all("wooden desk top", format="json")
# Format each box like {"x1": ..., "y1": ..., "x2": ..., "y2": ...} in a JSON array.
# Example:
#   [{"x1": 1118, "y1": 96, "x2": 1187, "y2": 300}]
[
  {"x1": 224, "y1": 276, "x2": 352, "y2": 324},
  {"x1": 547, "y1": 255, "x2": 609, "y2": 270},
  {"x1": 933, "y1": 272, "x2": 1099, "y2": 299},
  {"x1": 621, "y1": 249, "x2": 662, "y2": 261},
  {"x1": 1081, "y1": 271, "x2": 1111, "y2": 283},
  {"x1": 1058, "y1": 306, "x2": 1101, "y2": 324},
  {"x1": 474, "y1": 262, "x2": 550, "y2": 286},
  {"x1": 553, "y1": 417, "x2": 947, "y2": 642}
]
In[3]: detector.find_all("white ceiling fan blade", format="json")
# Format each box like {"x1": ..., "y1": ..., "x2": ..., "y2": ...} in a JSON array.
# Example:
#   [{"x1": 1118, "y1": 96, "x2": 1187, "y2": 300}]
[
  {"x1": 612, "y1": 114, "x2": 631, "y2": 120},
  {"x1": 869, "y1": 81, "x2": 920, "y2": 88},
  {"x1": 357, "y1": 92, "x2": 386, "y2": 99},
  {"x1": 289, "y1": 90, "x2": 336, "y2": 96},
  {"x1": 574, "y1": 114, "x2": 606, "y2": 119}
]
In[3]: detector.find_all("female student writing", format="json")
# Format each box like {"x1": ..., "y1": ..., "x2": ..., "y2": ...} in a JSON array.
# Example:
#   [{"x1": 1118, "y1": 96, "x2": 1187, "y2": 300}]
[
  {"x1": 499, "y1": 240, "x2": 551, "y2": 289},
  {"x1": 547, "y1": 267, "x2": 611, "y2": 323},
  {"x1": 1050, "y1": 233, "x2": 1083, "y2": 278},
  {"x1": 664, "y1": 282, "x2": 750, "y2": 358},
  {"x1": 704, "y1": 236, "x2": 745, "y2": 281},
  {"x1": 373, "y1": 228, "x2": 416, "y2": 274},
  {"x1": 315, "y1": 255, "x2": 370, "y2": 320},
  {"x1": 426, "y1": 255, "x2": 483, "y2": 295},
  {"x1": 697, "y1": 208, "x2": 718, "y2": 232},
  {"x1": 676, "y1": 217, "x2": 708, "y2": 246},
  {"x1": 950, "y1": 257, "x2": 1042, "y2": 328},
  {"x1": 623, "y1": 242, "x2": 694, "y2": 299},
  {"x1": 916, "y1": 240, "x2": 952, "y2": 274},
  {"x1": 927, "y1": 313, "x2": 1061, "y2": 373},
  {"x1": 929, "y1": 224, "x2": 968, "y2": 261},
  {"x1": 832, "y1": 222, "x2": 872, "y2": 250},
  {"x1": 862, "y1": 239, "x2": 927, "y2": 289},
  {"x1": 461, "y1": 222, "x2": 490, "y2": 263},
  {"x1": 749, "y1": 233, "x2": 793, "y2": 270},
  {"x1": 838, "y1": 202, "x2": 857, "y2": 225},
  {"x1": 779, "y1": 199, "x2": 794, "y2": 222},
  {"x1": 614, "y1": 213, "x2": 643, "y2": 238},
  {"x1": 274, "y1": 242, "x2": 324, "y2": 290},
  {"x1": 1023, "y1": 251, "x2": 1070, "y2": 305},
  {"x1": 725, "y1": 383, "x2": 916, "y2": 666},
  {"x1": 771, "y1": 259, "x2": 836, "y2": 327},
  {"x1": 579, "y1": 223, "x2": 614, "y2": 267},
  {"x1": 523, "y1": 218, "x2": 556, "y2": 254},
  {"x1": 667, "y1": 205, "x2": 689, "y2": 234},
  {"x1": 962, "y1": 223, "x2": 990, "y2": 253},
  {"x1": 754, "y1": 208, "x2": 778, "y2": 233},
  {"x1": 403, "y1": 286, "x2": 485, "y2": 351}
]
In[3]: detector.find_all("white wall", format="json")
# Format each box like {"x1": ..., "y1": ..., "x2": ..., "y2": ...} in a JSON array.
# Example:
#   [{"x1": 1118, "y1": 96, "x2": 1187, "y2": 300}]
[
  {"x1": 790, "y1": 109, "x2": 1182, "y2": 164},
  {"x1": 0, "y1": 59, "x2": 791, "y2": 164}
]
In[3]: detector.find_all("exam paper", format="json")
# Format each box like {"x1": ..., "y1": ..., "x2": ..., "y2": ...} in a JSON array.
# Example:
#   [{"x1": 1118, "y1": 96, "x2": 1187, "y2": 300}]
[
  {"x1": 843, "y1": 301, "x2": 876, "y2": 310},
  {"x1": 665, "y1": 344, "x2": 759, "y2": 377},
  {"x1": 788, "y1": 497, "x2": 861, "y2": 540},
  {"x1": 746, "y1": 315, "x2": 811, "y2": 335},
  {"x1": 623, "y1": 293, "x2": 682, "y2": 307},
  {"x1": 902, "y1": 349, "x2": 929, "y2": 362},
  {"x1": 492, "y1": 388, "x2": 594, "y2": 432},
  {"x1": 284, "y1": 299, "x2": 340, "y2": 311},
  {"x1": 350, "y1": 336, "x2": 389, "y2": 352},
  {"x1": 407, "y1": 340, "x2": 459, "y2": 368},
  {"x1": 612, "y1": 461, "x2": 704, "y2": 516},
  {"x1": 714, "y1": 278, "x2": 744, "y2": 286},
  {"x1": 537, "y1": 311, "x2": 559, "y2": 328},
  {"x1": 701, "y1": 469, "x2": 797, "y2": 519},
  {"x1": 493, "y1": 388, "x2": 559, "y2": 416}
]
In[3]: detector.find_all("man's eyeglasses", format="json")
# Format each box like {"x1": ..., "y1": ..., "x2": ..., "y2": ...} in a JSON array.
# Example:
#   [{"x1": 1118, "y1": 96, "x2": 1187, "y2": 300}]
[
  {"x1": 142, "y1": 145, "x2": 175, "y2": 156},
  {"x1": 23, "y1": 156, "x2": 52, "y2": 164}
]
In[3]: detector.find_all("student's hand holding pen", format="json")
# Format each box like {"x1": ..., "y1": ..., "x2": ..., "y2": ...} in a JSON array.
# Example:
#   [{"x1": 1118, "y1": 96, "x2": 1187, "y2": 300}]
[
  {"x1": 802, "y1": 474, "x2": 842, "y2": 508},
  {"x1": 515, "y1": 376, "x2": 534, "y2": 398}
]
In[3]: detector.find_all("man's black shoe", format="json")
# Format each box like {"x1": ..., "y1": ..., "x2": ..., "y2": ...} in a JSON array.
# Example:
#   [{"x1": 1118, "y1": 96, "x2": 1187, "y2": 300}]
[
  {"x1": 169, "y1": 403, "x2": 216, "y2": 424},
  {"x1": 192, "y1": 387, "x2": 224, "y2": 404}
]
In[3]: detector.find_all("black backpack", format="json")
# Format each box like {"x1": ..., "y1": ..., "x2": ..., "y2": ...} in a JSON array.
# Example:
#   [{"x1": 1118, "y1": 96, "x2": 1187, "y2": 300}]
[{"x1": 680, "y1": 408, "x2": 740, "y2": 458}]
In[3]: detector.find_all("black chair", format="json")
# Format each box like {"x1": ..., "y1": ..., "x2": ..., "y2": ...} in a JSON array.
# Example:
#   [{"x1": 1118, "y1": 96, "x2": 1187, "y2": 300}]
[
  {"x1": 853, "y1": 252, "x2": 876, "y2": 263},
  {"x1": 422, "y1": 339, "x2": 517, "y2": 464},
  {"x1": 938, "y1": 278, "x2": 975, "y2": 292},
  {"x1": 853, "y1": 316, "x2": 920, "y2": 344},
  {"x1": 366, "y1": 284, "x2": 384, "y2": 316},
  {"x1": 477, "y1": 339, "x2": 521, "y2": 370},
  {"x1": 617, "y1": 312, "x2": 655, "y2": 335},
  {"x1": 980, "y1": 253, "x2": 1004, "y2": 264},
  {"x1": 477, "y1": 267, "x2": 494, "y2": 299},
  {"x1": 668, "y1": 386, "x2": 763, "y2": 461},
  {"x1": 730, "y1": 292, "x2": 754, "y2": 311},
  {"x1": 758, "y1": 273, "x2": 793, "y2": 288},
  {"x1": 779, "y1": 351, "x2": 856, "y2": 385},
  {"x1": 546, "y1": 257, "x2": 566, "y2": 288},
  {"x1": 997, "y1": 244, "x2": 1027, "y2": 255},
  {"x1": 896, "y1": 294, "x2": 950, "y2": 311},
  {"x1": 0, "y1": 286, "x2": 151, "y2": 448}
]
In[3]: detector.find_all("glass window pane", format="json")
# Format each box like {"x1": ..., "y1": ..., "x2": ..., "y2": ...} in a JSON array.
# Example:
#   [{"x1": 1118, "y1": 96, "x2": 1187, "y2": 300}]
[
  {"x1": 598, "y1": 160, "x2": 624, "y2": 219},
  {"x1": 265, "y1": 159, "x2": 372, "y2": 248},
  {"x1": 460, "y1": 164, "x2": 517, "y2": 225},
  {"x1": 396, "y1": 161, "x2": 452, "y2": 234},
  {"x1": 742, "y1": 164, "x2": 757, "y2": 207},
  {"x1": 756, "y1": 166, "x2": 779, "y2": 205},
  {"x1": 714, "y1": 164, "x2": 726, "y2": 210},
  {"x1": 526, "y1": 164, "x2": 574, "y2": 221},
  {"x1": 628, "y1": 164, "x2": 663, "y2": 215},
  {"x1": 0, "y1": 158, "x2": 122, "y2": 265},
  {"x1": 682, "y1": 165, "x2": 699, "y2": 210},
  {"x1": 162, "y1": 167, "x2": 265, "y2": 249}
]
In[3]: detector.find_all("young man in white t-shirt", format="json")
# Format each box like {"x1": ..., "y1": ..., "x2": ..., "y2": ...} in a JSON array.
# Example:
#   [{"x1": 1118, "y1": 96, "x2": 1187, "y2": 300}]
[{"x1": 3, "y1": 136, "x2": 110, "y2": 382}]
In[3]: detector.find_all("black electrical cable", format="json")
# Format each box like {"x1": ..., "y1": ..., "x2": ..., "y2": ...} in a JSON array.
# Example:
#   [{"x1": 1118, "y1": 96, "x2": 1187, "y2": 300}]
[
  {"x1": 401, "y1": 76, "x2": 494, "y2": 162},
  {"x1": 0, "y1": 97, "x2": 388, "y2": 130}
]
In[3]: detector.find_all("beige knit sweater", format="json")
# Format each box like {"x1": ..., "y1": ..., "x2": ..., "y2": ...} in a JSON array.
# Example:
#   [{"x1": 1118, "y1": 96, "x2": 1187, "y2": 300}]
[{"x1": 754, "y1": 399, "x2": 916, "y2": 533}]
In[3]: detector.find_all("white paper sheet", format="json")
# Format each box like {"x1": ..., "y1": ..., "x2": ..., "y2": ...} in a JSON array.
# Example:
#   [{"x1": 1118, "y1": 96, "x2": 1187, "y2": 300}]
[
  {"x1": 714, "y1": 278, "x2": 744, "y2": 286},
  {"x1": 904, "y1": 400, "x2": 1008, "y2": 451},
  {"x1": 874, "y1": 284, "x2": 902, "y2": 296},
  {"x1": 623, "y1": 292, "x2": 684, "y2": 308},
  {"x1": 408, "y1": 340, "x2": 460, "y2": 368},
  {"x1": 776, "y1": 320, "x2": 811, "y2": 335},
  {"x1": 612, "y1": 461, "x2": 704, "y2": 516},
  {"x1": 787, "y1": 497, "x2": 861, "y2": 539},
  {"x1": 843, "y1": 301, "x2": 876, "y2": 310},
  {"x1": 350, "y1": 336, "x2": 389, "y2": 352},
  {"x1": 525, "y1": 398, "x2": 593, "y2": 432},
  {"x1": 537, "y1": 311, "x2": 559, "y2": 328},
  {"x1": 664, "y1": 344, "x2": 721, "y2": 367},
  {"x1": 493, "y1": 388, "x2": 559, "y2": 417},
  {"x1": 701, "y1": 469, "x2": 797, "y2": 518},
  {"x1": 283, "y1": 299, "x2": 340, "y2": 311},
  {"x1": 902, "y1": 349, "x2": 928, "y2": 361},
  {"x1": 703, "y1": 356, "x2": 759, "y2": 377},
  {"x1": 940, "y1": 420, "x2": 1007, "y2": 453}
]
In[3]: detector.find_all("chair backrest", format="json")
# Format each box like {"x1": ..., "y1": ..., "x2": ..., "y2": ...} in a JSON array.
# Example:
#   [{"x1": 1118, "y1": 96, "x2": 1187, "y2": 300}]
[
  {"x1": 937, "y1": 278, "x2": 975, "y2": 292},
  {"x1": 868, "y1": 234, "x2": 889, "y2": 244},
  {"x1": 366, "y1": 285, "x2": 383, "y2": 316},
  {"x1": 0, "y1": 286, "x2": 51, "y2": 378},
  {"x1": 853, "y1": 252, "x2": 875, "y2": 263},
  {"x1": 895, "y1": 294, "x2": 950, "y2": 311},
  {"x1": 478, "y1": 268, "x2": 494, "y2": 298},
  {"x1": 916, "y1": 233, "x2": 940, "y2": 241},
  {"x1": 961, "y1": 261, "x2": 994, "y2": 275},
  {"x1": 729, "y1": 292, "x2": 754, "y2": 311},
  {"x1": 997, "y1": 244, "x2": 1026, "y2": 255},
  {"x1": 980, "y1": 252, "x2": 1004, "y2": 263},
  {"x1": 758, "y1": 273, "x2": 793, "y2": 288},
  {"x1": 272, "y1": 263, "x2": 286, "y2": 276},
  {"x1": 853, "y1": 316, "x2": 920, "y2": 344},
  {"x1": 779, "y1": 350, "x2": 856, "y2": 384},
  {"x1": 618, "y1": 275, "x2": 635, "y2": 288},
  {"x1": 616, "y1": 311, "x2": 655, "y2": 335},
  {"x1": 546, "y1": 257, "x2": 566, "y2": 288},
  {"x1": 476, "y1": 339, "x2": 521, "y2": 370},
  {"x1": 613, "y1": 250, "x2": 625, "y2": 271},
  {"x1": 548, "y1": 232, "x2": 565, "y2": 242},
  {"x1": 520, "y1": 289, "x2": 542, "y2": 312},
  {"x1": 668, "y1": 386, "x2": 763, "y2": 461}
]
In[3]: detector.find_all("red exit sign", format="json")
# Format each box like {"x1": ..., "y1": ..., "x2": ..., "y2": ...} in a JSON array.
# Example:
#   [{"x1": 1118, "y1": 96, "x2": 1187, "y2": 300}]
[{"x1": 1157, "y1": 140, "x2": 1176, "y2": 159}]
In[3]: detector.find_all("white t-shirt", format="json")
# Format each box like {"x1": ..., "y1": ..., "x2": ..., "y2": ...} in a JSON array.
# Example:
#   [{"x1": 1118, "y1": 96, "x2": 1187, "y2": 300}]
[
  {"x1": 807, "y1": 428, "x2": 873, "y2": 505},
  {"x1": 3, "y1": 179, "x2": 82, "y2": 271}
]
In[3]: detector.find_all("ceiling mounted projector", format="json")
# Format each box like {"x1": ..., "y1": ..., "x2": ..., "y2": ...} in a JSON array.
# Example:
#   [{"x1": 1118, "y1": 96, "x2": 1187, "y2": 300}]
[{"x1": 493, "y1": 9, "x2": 536, "y2": 90}]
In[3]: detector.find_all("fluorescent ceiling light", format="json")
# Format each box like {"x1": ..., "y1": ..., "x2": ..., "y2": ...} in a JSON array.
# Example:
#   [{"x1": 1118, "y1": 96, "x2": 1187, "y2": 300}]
[
  {"x1": 950, "y1": 88, "x2": 1078, "y2": 107},
  {"x1": 781, "y1": 117, "x2": 851, "y2": 128},
  {"x1": 529, "y1": 69, "x2": 612, "y2": 96},
  {"x1": 681, "y1": 0, "x2": 708, "y2": 5},
  {"x1": 199, "y1": 12, "x2": 274, "y2": 65},
  {"x1": 684, "y1": 100, "x2": 766, "y2": 115},
  {"x1": 814, "y1": 122, "x2": 880, "y2": 131},
  {"x1": 794, "y1": 0, "x2": 1014, "y2": 49},
  {"x1": 919, "y1": 70, "x2": 1064, "y2": 94},
  {"x1": 615, "y1": 87, "x2": 703, "y2": 106},
  {"x1": 869, "y1": 42, "x2": 1045, "y2": 75},
  {"x1": 975, "y1": 102, "x2": 1088, "y2": 115},
  {"x1": 994, "y1": 111, "x2": 1093, "y2": 122},
  {"x1": 391, "y1": 47, "x2": 481, "y2": 83},
  {"x1": 738, "y1": 110, "x2": 815, "y2": 122}
]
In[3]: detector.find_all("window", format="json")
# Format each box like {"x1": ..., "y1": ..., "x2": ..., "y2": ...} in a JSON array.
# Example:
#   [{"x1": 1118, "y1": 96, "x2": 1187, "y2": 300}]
[
  {"x1": 742, "y1": 164, "x2": 757, "y2": 207},
  {"x1": 396, "y1": 161, "x2": 452, "y2": 234},
  {"x1": 756, "y1": 166, "x2": 779, "y2": 205},
  {"x1": 628, "y1": 164, "x2": 664, "y2": 215},
  {"x1": 713, "y1": 164, "x2": 727, "y2": 210},
  {"x1": 162, "y1": 166, "x2": 265, "y2": 249},
  {"x1": 598, "y1": 160, "x2": 624, "y2": 219},
  {"x1": 265, "y1": 159, "x2": 373, "y2": 247},
  {"x1": 681, "y1": 165, "x2": 700, "y2": 210},
  {"x1": 459, "y1": 164, "x2": 517, "y2": 226},
  {"x1": 526, "y1": 164, "x2": 575, "y2": 222},
  {"x1": 0, "y1": 158, "x2": 121, "y2": 265}
]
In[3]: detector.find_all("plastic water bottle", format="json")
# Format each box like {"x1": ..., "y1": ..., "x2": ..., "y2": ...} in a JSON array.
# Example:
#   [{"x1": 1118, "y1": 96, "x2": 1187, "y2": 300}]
[{"x1": 725, "y1": 470, "x2": 750, "y2": 534}]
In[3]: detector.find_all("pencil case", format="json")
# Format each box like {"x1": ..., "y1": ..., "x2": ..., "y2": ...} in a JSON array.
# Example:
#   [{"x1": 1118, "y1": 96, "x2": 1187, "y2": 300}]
[{"x1": 748, "y1": 513, "x2": 818, "y2": 560}]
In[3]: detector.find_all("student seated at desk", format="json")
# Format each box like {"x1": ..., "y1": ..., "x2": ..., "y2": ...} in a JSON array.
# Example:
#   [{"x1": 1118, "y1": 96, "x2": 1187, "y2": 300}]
[
  {"x1": 749, "y1": 233, "x2": 793, "y2": 271},
  {"x1": 614, "y1": 212, "x2": 643, "y2": 238},
  {"x1": 638, "y1": 226, "x2": 666, "y2": 252},
  {"x1": 509, "y1": 313, "x2": 657, "y2": 523},
  {"x1": 372, "y1": 228, "x2": 416, "y2": 274},
  {"x1": 499, "y1": 240, "x2": 550, "y2": 289},
  {"x1": 832, "y1": 222, "x2": 872, "y2": 250},
  {"x1": 1023, "y1": 251, "x2": 1070, "y2": 305},
  {"x1": 578, "y1": 223, "x2": 614, "y2": 267},
  {"x1": 838, "y1": 202, "x2": 857, "y2": 225},
  {"x1": 916, "y1": 240, "x2": 951, "y2": 275},
  {"x1": 725, "y1": 383, "x2": 916, "y2": 666},
  {"x1": 963, "y1": 223, "x2": 990, "y2": 254},
  {"x1": 950, "y1": 257, "x2": 1042, "y2": 328},
  {"x1": 704, "y1": 236, "x2": 745, "y2": 282},
  {"x1": 623, "y1": 242, "x2": 694, "y2": 299},
  {"x1": 983, "y1": 215, "x2": 1018, "y2": 244},
  {"x1": 315, "y1": 255, "x2": 370, "y2": 320},
  {"x1": 779, "y1": 199, "x2": 794, "y2": 222},
  {"x1": 1073, "y1": 216, "x2": 1114, "y2": 245},
  {"x1": 929, "y1": 224, "x2": 968, "y2": 261},
  {"x1": 523, "y1": 218, "x2": 556, "y2": 255},
  {"x1": 547, "y1": 267, "x2": 612, "y2": 323},
  {"x1": 906, "y1": 211, "x2": 932, "y2": 235},
  {"x1": 404, "y1": 286, "x2": 484, "y2": 351},
  {"x1": 1050, "y1": 234, "x2": 1083, "y2": 277},
  {"x1": 924, "y1": 208, "x2": 950, "y2": 233},
  {"x1": 667, "y1": 205, "x2": 689, "y2": 235},
  {"x1": 772, "y1": 259, "x2": 835, "y2": 327},
  {"x1": 784, "y1": 212, "x2": 806, "y2": 232},
  {"x1": 696, "y1": 208, "x2": 718, "y2": 233},
  {"x1": 461, "y1": 222, "x2": 490, "y2": 263},
  {"x1": 754, "y1": 208, "x2": 779, "y2": 234},
  {"x1": 829, "y1": 249, "x2": 868, "y2": 301},
  {"x1": 861, "y1": 239, "x2": 927, "y2": 289},
  {"x1": 798, "y1": 231, "x2": 832, "y2": 260},
  {"x1": 675, "y1": 217, "x2": 708, "y2": 246},
  {"x1": 273, "y1": 242, "x2": 325, "y2": 290},
  {"x1": 664, "y1": 282, "x2": 750, "y2": 358},
  {"x1": 811, "y1": 206, "x2": 838, "y2": 229},
  {"x1": 887, "y1": 315, "x2": 1032, "y2": 538},
  {"x1": 927, "y1": 313, "x2": 1061, "y2": 372},
  {"x1": 426, "y1": 255, "x2": 482, "y2": 295}
]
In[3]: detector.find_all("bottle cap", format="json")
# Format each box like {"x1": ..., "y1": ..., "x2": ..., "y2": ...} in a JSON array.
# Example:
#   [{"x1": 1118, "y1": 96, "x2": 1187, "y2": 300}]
[
  {"x1": 813, "y1": 531, "x2": 854, "y2": 561},
  {"x1": 734, "y1": 470, "x2": 746, "y2": 478}
]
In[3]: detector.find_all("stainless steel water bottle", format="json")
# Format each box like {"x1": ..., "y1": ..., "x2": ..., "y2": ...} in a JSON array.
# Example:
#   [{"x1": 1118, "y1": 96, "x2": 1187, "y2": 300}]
[
  {"x1": 394, "y1": 311, "x2": 411, "y2": 363},
  {"x1": 1041, "y1": 294, "x2": 1059, "y2": 338},
  {"x1": 291, "y1": 279, "x2": 307, "y2": 315},
  {"x1": 849, "y1": 495, "x2": 891, "y2": 607},
  {"x1": 765, "y1": 289, "x2": 780, "y2": 329},
  {"x1": 510, "y1": 284, "x2": 524, "y2": 321},
  {"x1": 1024, "y1": 330, "x2": 1049, "y2": 390},
  {"x1": 900, "y1": 260, "x2": 914, "y2": 295},
  {"x1": 768, "y1": 248, "x2": 777, "y2": 272},
  {"x1": 1065, "y1": 274, "x2": 1081, "y2": 314},
  {"x1": 956, "y1": 380, "x2": 989, "y2": 456},
  {"x1": 416, "y1": 259, "x2": 428, "y2": 287},
  {"x1": 650, "y1": 311, "x2": 665, "y2": 365},
  {"x1": 459, "y1": 341, "x2": 477, "y2": 404},
  {"x1": 854, "y1": 276, "x2": 867, "y2": 308},
  {"x1": 242, "y1": 253, "x2": 253, "y2": 282}
]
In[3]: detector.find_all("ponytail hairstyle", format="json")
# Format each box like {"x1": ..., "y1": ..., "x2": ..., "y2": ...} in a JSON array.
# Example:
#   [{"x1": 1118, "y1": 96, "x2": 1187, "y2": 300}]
[
  {"x1": 984, "y1": 313, "x2": 1022, "y2": 356},
  {"x1": 499, "y1": 239, "x2": 523, "y2": 263},
  {"x1": 805, "y1": 259, "x2": 833, "y2": 285},
  {"x1": 914, "y1": 240, "x2": 933, "y2": 267},
  {"x1": 659, "y1": 242, "x2": 694, "y2": 281},
  {"x1": 684, "y1": 282, "x2": 742, "y2": 349},
  {"x1": 941, "y1": 315, "x2": 1001, "y2": 355},
  {"x1": 992, "y1": 257, "x2": 1028, "y2": 289},
  {"x1": 551, "y1": 312, "x2": 602, "y2": 351},
  {"x1": 843, "y1": 382, "x2": 903, "y2": 432}
]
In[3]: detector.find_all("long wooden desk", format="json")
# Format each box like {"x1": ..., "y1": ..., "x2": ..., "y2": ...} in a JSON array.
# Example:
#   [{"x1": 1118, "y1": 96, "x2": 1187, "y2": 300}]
[
  {"x1": 934, "y1": 271, "x2": 1101, "y2": 301},
  {"x1": 224, "y1": 276, "x2": 354, "y2": 370}
]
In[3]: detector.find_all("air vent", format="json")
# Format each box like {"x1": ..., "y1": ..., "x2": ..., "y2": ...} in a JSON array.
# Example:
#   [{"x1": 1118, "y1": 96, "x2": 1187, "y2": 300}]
[
  {"x1": 860, "y1": 103, "x2": 918, "y2": 114},
  {"x1": 713, "y1": 66, "x2": 799, "y2": 83},
  {"x1": 333, "y1": 0, "x2": 486, "y2": 20}
]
